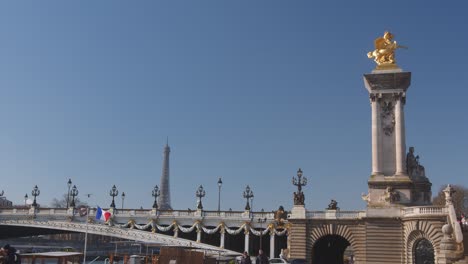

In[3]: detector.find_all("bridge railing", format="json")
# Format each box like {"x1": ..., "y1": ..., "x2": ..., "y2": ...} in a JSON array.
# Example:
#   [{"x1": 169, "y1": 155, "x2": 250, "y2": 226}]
[
  {"x1": 401, "y1": 206, "x2": 447, "y2": 217},
  {"x1": 0, "y1": 208, "x2": 69, "y2": 215},
  {"x1": 110, "y1": 209, "x2": 274, "y2": 220},
  {"x1": 306, "y1": 210, "x2": 366, "y2": 219}
]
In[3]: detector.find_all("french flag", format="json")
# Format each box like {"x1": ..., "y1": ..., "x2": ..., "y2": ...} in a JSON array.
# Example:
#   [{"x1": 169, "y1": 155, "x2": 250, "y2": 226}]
[{"x1": 96, "y1": 207, "x2": 112, "y2": 221}]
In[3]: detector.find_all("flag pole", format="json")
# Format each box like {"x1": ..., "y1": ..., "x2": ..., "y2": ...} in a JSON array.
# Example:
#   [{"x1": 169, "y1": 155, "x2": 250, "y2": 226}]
[
  {"x1": 83, "y1": 206, "x2": 89, "y2": 264},
  {"x1": 83, "y1": 194, "x2": 92, "y2": 264}
]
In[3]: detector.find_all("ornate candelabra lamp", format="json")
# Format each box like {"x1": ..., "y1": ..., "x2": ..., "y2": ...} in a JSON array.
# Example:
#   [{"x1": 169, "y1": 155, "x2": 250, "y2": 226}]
[
  {"x1": 109, "y1": 185, "x2": 119, "y2": 208},
  {"x1": 31, "y1": 185, "x2": 40, "y2": 207},
  {"x1": 243, "y1": 185, "x2": 254, "y2": 211},
  {"x1": 292, "y1": 168, "x2": 307, "y2": 205},
  {"x1": 70, "y1": 185, "x2": 79, "y2": 208},
  {"x1": 196, "y1": 185, "x2": 206, "y2": 210}
]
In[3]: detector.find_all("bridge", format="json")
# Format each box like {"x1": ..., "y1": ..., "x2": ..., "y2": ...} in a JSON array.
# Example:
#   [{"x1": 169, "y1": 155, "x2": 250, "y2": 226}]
[
  {"x1": 0, "y1": 201, "x2": 465, "y2": 264},
  {"x1": 0, "y1": 206, "x2": 287, "y2": 258}
]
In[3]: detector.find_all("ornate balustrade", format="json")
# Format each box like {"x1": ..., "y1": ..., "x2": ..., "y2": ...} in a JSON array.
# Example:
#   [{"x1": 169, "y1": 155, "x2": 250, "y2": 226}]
[
  {"x1": 306, "y1": 210, "x2": 366, "y2": 219},
  {"x1": 401, "y1": 206, "x2": 447, "y2": 217}
]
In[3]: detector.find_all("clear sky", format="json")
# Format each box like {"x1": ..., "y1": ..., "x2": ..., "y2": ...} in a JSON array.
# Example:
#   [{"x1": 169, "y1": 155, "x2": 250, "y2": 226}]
[{"x1": 0, "y1": 1, "x2": 467, "y2": 212}]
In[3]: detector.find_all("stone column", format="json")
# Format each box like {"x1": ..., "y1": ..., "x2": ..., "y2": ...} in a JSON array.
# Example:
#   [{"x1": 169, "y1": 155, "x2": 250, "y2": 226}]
[
  {"x1": 220, "y1": 228, "x2": 225, "y2": 249},
  {"x1": 244, "y1": 230, "x2": 250, "y2": 253},
  {"x1": 196, "y1": 229, "x2": 202, "y2": 243},
  {"x1": 270, "y1": 232, "x2": 275, "y2": 259},
  {"x1": 394, "y1": 94, "x2": 406, "y2": 175},
  {"x1": 173, "y1": 226, "x2": 178, "y2": 238},
  {"x1": 371, "y1": 95, "x2": 382, "y2": 175}
]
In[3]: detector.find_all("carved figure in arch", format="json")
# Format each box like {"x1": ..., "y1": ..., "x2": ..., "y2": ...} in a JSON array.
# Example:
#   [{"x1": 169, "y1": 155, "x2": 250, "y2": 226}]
[{"x1": 406, "y1": 147, "x2": 426, "y2": 178}]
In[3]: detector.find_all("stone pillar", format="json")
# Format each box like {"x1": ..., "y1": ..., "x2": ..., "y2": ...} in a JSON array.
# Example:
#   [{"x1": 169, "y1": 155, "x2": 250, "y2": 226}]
[
  {"x1": 288, "y1": 220, "x2": 307, "y2": 260},
  {"x1": 270, "y1": 232, "x2": 275, "y2": 259},
  {"x1": 220, "y1": 229, "x2": 225, "y2": 249},
  {"x1": 394, "y1": 94, "x2": 406, "y2": 175},
  {"x1": 244, "y1": 230, "x2": 250, "y2": 253},
  {"x1": 196, "y1": 229, "x2": 201, "y2": 243},
  {"x1": 371, "y1": 94, "x2": 382, "y2": 175},
  {"x1": 173, "y1": 226, "x2": 178, "y2": 238}
]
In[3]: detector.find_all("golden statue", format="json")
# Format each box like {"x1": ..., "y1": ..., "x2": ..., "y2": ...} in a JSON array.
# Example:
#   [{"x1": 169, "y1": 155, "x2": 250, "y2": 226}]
[{"x1": 367, "y1": 31, "x2": 407, "y2": 69}]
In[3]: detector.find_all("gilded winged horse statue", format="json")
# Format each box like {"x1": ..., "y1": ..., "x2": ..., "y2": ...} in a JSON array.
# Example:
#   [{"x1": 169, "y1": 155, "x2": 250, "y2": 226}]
[{"x1": 367, "y1": 31, "x2": 407, "y2": 69}]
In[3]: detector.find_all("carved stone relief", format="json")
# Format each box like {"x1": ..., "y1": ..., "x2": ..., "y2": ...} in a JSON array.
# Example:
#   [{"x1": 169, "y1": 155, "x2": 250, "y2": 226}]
[{"x1": 380, "y1": 101, "x2": 395, "y2": 136}]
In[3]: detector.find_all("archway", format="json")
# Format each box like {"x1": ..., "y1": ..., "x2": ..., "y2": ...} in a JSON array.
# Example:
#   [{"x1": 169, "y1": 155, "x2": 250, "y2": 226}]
[
  {"x1": 414, "y1": 238, "x2": 434, "y2": 264},
  {"x1": 312, "y1": 235, "x2": 351, "y2": 264}
]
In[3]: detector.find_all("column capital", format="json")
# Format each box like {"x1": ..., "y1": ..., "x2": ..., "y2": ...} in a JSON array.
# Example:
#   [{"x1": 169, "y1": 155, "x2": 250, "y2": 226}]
[{"x1": 393, "y1": 92, "x2": 407, "y2": 104}]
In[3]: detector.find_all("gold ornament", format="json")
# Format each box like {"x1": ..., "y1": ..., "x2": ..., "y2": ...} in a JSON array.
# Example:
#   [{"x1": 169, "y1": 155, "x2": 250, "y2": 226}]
[{"x1": 367, "y1": 31, "x2": 407, "y2": 69}]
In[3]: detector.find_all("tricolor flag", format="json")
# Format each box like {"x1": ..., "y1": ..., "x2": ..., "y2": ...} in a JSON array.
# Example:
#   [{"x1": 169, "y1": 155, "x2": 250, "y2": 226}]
[{"x1": 96, "y1": 207, "x2": 112, "y2": 221}]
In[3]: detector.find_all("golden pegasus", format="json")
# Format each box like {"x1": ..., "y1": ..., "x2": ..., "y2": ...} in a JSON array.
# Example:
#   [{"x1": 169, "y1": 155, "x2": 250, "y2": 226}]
[{"x1": 367, "y1": 31, "x2": 407, "y2": 69}]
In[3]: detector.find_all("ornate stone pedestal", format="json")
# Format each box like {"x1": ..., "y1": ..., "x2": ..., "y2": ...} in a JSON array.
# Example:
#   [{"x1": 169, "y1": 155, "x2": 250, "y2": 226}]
[
  {"x1": 290, "y1": 205, "x2": 306, "y2": 219},
  {"x1": 363, "y1": 70, "x2": 432, "y2": 207}
]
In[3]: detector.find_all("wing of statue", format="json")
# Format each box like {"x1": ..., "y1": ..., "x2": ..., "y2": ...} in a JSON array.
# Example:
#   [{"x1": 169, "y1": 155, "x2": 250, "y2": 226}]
[{"x1": 374, "y1": 37, "x2": 386, "y2": 49}]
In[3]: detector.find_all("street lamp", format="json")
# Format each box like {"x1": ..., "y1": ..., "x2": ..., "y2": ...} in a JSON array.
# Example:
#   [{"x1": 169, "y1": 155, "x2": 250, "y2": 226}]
[
  {"x1": 257, "y1": 217, "x2": 267, "y2": 250},
  {"x1": 121, "y1": 192, "x2": 125, "y2": 210},
  {"x1": 243, "y1": 185, "x2": 254, "y2": 211},
  {"x1": 24, "y1": 193, "x2": 28, "y2": 206},
  {"x1": 70, "y1": 185, "x2": 79, "y2": 208},
  {"x1": 31, "y1": 185, "x2": 40, "y2": 207},
  {"x1": 66, "y1": 179, "x2": 72, "y2": 209},
  {"x1": 109, "y1": 185, "x2": 119, "y2": 208},
  {"x1": 292, "y1": 168, "x2": 307, "y2": 205},
  {"x1": 196, "y1": 185, "x2": 206, "y2": 210},
  {"x1": 217, "y1": 177, "x2": 223, "y2": 212},
  {"x1": 152, "y1": 186, "x2": 160, "y2": 209}
]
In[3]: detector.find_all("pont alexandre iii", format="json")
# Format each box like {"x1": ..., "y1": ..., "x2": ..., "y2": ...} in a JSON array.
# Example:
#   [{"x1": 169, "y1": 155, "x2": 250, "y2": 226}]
[{"x1": 285, "y1": 32, "x2": 468, "y2": 264}]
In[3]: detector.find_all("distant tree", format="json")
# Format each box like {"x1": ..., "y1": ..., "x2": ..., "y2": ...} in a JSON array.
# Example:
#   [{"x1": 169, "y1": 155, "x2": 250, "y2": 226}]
[
  {"x1": 50, "y1": 193, "x2": 87, "y2": 208},
  {"x1": 432, "y1": 185, "x2": 468, "y2": 216}
]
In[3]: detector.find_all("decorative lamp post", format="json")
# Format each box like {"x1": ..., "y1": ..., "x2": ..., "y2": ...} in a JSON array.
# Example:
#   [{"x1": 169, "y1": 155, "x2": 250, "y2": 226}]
[
  {"x1": 121, "y1": 192, "x2": 125, "y2": 210},
  {"x1": 257, "y1": 217, "x2": 267, "y2": 250},
  {"x1": 24, "y1": 193, "x2": 28, "y2": 206},
  {"x1": 292, "y1": 168, "x2": 307, "y2": 205},
  {"x1": 109, "y1": 185, "x2": 119, "y2": 208},
  {"x1": 152, "y1": 185, "x2": 160, "y2": 209},
  {"x1": 243, "y1": 185, "x2": 254, "y2": 211},
  {"x1": 217, "y1": 177, "x2": 223, "y2": 212},
  {"x1": 66, "y1": 179, "x2": 72, "y2": 209},
  {"x1": 196, "y1": 185, "x2": 206, "y2": 210},
  {"x1": 31, "y1": 185, "x2": 40, "y2": 207},
  {"x1": 70, "y1": 185, "x2": 79, "y2": 208}
]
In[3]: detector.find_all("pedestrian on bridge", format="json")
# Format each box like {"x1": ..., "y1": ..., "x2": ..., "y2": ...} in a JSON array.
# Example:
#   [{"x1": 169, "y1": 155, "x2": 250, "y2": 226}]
[
  {"x1": 241, "y1": 251, "x2": 252, "y2": 264},
  {"x1": 255, "y1": 250, "x2": 268, "y2": 264}
]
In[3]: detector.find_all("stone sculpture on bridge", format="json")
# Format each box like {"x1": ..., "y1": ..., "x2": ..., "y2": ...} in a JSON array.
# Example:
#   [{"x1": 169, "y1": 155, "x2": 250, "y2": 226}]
[
  {"x1": 406, "y1": 146, "x2": 426, "y2": 178},
  {"x1": 327, "y1": 199, "x2": 338, "y2": 210},
  {"x1": 381, "y1": 186, "x2": 400, "y2": 204}
]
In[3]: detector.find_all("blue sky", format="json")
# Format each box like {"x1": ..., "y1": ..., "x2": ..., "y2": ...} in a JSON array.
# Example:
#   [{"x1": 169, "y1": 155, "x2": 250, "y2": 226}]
[{"x1": 0, "y1": 1, "x2": 467, "y2": 211}]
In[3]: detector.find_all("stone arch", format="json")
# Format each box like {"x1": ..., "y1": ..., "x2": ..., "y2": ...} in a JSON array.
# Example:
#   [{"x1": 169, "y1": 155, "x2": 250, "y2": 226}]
[
  {"x1": 309, "y1": 224, "x2": 357, "y2": 263},
  {"x1": 404, "y1": 220, "x2": 442, "y2": 264}
]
